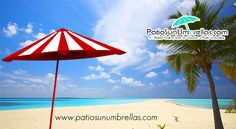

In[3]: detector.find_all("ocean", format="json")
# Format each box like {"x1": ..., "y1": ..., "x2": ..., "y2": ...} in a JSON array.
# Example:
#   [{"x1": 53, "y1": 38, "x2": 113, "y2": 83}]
[
  {"x1": 0, "y1": 98, "x2": 145, "y2": 110},
  {"x1": 0, "y1": 98, "x2": 233, "y2": 110},
  {"x1": 169, "y1": 99, "x2": 233, "y2": 108}
]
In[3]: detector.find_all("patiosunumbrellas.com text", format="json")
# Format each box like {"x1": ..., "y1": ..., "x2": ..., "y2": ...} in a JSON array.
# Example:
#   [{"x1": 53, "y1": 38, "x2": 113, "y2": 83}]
[
  {"x1": 146, "y1": 28, "x2": 229, "y2": 40},
  {"x1": 55, "y1": 113, "x2": 158, "y2": 122}
]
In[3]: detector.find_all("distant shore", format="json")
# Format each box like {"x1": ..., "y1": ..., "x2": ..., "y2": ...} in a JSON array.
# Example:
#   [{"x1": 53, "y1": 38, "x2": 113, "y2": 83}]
[{"x1": 0, "y1": 99, "x2": 235, "y2": 129}]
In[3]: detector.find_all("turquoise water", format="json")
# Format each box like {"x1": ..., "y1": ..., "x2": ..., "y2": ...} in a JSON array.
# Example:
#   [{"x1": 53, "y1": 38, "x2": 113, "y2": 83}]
[
  {"x1": 0, "y1": 98, "x2": 233, "y2": 110},
  {"x1": 0, "y1": 98, "x2": 147, "y2": 110},
  {"x1": 170, "y1": 99, "x2": 233, "y2": 109}
]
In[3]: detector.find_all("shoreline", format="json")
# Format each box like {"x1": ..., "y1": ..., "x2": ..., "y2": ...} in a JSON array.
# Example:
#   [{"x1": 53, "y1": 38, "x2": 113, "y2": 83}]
[{"x1": 166, "y1": 100, "x2": 214, "y2": 110}]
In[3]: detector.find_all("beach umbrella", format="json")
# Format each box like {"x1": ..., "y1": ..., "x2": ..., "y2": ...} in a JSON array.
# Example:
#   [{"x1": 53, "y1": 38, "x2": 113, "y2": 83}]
[
  {"x1": 171, "y1": 15, "x2": 200, "y2": 31},
  {"x1": 2, "y1": 28, "x2": 126, "y2": 129}
]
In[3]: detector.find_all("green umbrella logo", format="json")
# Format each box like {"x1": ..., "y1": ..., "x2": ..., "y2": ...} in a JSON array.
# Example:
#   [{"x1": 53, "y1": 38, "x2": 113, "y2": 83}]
[{"x1": 171, "y1": 15, "x2": 200, "y2": 32}]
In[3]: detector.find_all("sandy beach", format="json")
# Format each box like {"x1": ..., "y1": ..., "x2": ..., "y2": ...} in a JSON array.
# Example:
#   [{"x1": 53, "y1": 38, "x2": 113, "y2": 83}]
[{"x1": 0, "y1": 99, "x2": 235, "y2": 129}]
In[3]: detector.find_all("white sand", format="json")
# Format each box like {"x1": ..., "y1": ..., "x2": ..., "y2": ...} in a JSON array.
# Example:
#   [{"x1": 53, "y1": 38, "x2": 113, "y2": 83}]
[{"x1": 0, "y1": 100, "x2": 235, "y2": 129}]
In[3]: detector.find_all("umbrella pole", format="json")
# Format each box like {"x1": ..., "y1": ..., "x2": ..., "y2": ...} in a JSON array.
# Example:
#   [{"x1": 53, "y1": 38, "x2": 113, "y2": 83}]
[{"x1": 49, "y1": 59, "x2": 59, "y2": 129}]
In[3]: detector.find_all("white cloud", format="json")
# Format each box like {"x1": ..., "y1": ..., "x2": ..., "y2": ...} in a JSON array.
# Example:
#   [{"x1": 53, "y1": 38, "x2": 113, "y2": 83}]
[
  {"x1": 136, "y1": 50, "x2": 168, "y2": 72},
  {"x1": 13, "y1": 69, "x2": 27, "y2": 75},
  {"x1": 89, "y1": 65, "x2": 104, "y2": 71},
  {"x1": 34, "y1": 32, "x2": 46, "y2": 39},
  {"x1": 19, "y1": 31, "x2": 49, "y2": 48},
  {"x1": 20, "y1": 32, "x2": 46, "y2": 47},
  {"x1": 157, "y1": 81, "x2": 170, "y2": 87},
  {"x1": 83, "y1": 74, "x2": 97, "y2": 80},
  {"x1": 93, "y1": 0, "x2": 197, "y2": 72},
  {"x1": 177, "y1": 0, "x2": 195, "y2": 13},
  {"x1": 87, "y1": 0, "x2": 117, "y2": 17},
  {"x1": 147, "y1": 82, "x2": 156, "y2": 89},
  {"x1": 3, "y1": 22, "x2": 18, "y2": 37},
  {"x1": 93, "y1": 0, "x2": 180, "y2": 72},
  {"x1": 162, "y1": 69, "x2": 169, "y2": 75},
  {"x1": 111, "y1": 85, "x2": 121, "y2": 92},
  {"x1": 3, "y1": 22, "x2": 36, "y2": 37},
  {"x1": 50, "y1": 29, "x2": 56, "y2": 33},
  {"x1": 174, "y1": 78, "x2": 181, "y2": 84},
  {"x1": 120, "y1": 76, "x2": 144, "y2": 87},
  {"x1": 25, "y1": 23, "x2": 33, "y2": 34},
  {"x1": 2, "y1": 22, "x2": 54, "y2": 47},
  {"x1": 149, "y1": 82, "x2": 154, "y2": 86},
  {"x1": 0, "y1": 69, "x2": 115, "y2": 98},
  {"x1": 45, "y1": 73, "x2": 67, "y2": 81},
  {"x1": 145, "y1": 71, "x2": 157, "y2": 78},
  {"x1": 108, "y1": 78, "x2": 119, "y2": 83},
  {"x1": 20, "y1": 40, "x2": 34, "y2": 47},
  {"x1": 0, "y1": 70, "x2": 66, "y2": 87},
  {"x1": 83, "y1": 72, "x2": 110, "y2": 80},
  {"x1": 1, "y1": 79, "x2": 16, "y2": 84}
]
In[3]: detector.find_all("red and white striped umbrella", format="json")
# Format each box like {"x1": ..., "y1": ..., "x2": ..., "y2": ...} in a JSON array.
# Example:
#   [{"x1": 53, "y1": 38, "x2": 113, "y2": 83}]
[
  {"x1": 3, "y1": 28, "x2": 125, "y2": 62},
  {"x1": 2, "y1": 28, "x2": 126, "y2": 129}
]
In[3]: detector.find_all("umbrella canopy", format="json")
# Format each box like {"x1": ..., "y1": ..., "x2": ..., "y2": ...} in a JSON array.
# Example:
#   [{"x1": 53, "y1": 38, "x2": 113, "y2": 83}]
[
  {"x1": 2, "y1": 28, "x2": 126, "y2": 129},
  {"x1": 3, "y1": 28, "x2": 125, "y2": 62},
  {"x1": 171, "y1": 15, "x2": 200, "y2": 31},
  {"x1": 171, "y1": 15, "x2": 200, "y2": 28}
]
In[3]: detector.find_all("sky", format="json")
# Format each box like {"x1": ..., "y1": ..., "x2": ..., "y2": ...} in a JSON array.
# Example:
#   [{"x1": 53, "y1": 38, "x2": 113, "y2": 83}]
[{"x1": 0, "y1": 0, "x2": 235, "y2": 98}]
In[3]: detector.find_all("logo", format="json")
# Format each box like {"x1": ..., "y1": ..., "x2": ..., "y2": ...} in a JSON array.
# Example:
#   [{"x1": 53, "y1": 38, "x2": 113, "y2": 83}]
[{"x1": 146, "y1": 15, "x2": 229, "y2": 40}]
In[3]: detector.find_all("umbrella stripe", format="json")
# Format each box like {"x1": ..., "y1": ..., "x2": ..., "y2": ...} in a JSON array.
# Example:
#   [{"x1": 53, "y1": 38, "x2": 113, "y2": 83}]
[
  {"x1": 19, "y1": 32, "x2": 57, "y2": 56},
  {"x1": 31, "y1": 32, "x2": 59, "y2": 56},
  {"x1": 64, "y1": 31, "x2": 83, "y2": 50},
  {"x1": 42, "y1": 32, "x2": 62, "y2": 53},
  {"x1": 66, "y1": 30, "x2": 95, "y2": 51},
  {"x1": 76, "y1": 33, "x2": 122, "y2": 52},
  {"x1": 68, "y1": 31, "x2": 108, "y2": 50},
  {"x1": 58, "y1": 31, "x2": 69, "y2": 55}
]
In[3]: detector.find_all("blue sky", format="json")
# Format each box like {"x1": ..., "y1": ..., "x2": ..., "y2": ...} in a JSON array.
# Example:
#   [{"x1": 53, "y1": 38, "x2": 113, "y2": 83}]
[{"x1": 0, "y1": 0, "x2": 235, "y2": 98}]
